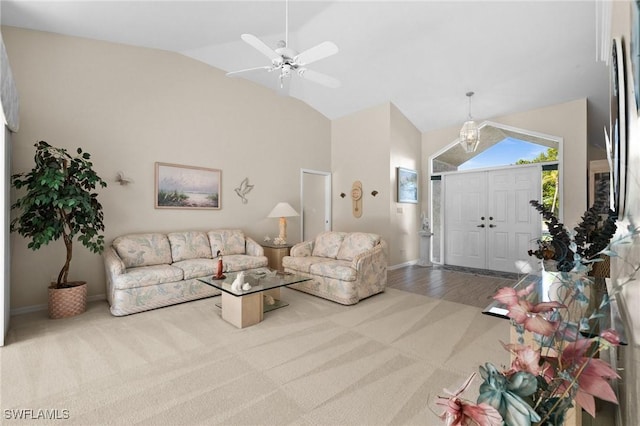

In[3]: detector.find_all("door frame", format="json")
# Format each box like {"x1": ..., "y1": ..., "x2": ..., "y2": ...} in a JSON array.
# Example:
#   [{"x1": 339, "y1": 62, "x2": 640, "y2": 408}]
[
  {"x1": 300, "y1": 169, "x2": 332, "y2": 241},
  {"x1": 428, "y1": 121, "x2": 563, "y2": 266}
]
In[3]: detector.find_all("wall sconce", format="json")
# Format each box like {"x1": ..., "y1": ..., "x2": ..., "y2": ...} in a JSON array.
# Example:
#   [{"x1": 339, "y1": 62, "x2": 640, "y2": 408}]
[
  {"x1": 115, "y1": 171, "x2": 133, "y2": 185},
  {"x1": 371, "y1": 190, "x2": 378, "y2": 197}
]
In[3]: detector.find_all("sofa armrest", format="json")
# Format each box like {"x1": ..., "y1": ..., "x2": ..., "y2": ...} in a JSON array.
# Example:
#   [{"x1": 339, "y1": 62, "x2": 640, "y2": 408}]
[
  {"x1": 245, "y1": 237, "x2": 264, "y2": 256},
  {"x1": 104, "y1": 246, "x2": 126, "y2": 278},
  {"x1": 290, "y1": 240, "x2": 314, "y2": 257},
  {"x1": 351, "y1": 240, "x2": 388, "y2": 273}
]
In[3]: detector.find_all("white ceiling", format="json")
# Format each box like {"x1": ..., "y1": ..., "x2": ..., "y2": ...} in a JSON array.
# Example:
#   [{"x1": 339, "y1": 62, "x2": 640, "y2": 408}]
[{"x1": 0, "y1": 1, "x2": 610, "y2": 146}]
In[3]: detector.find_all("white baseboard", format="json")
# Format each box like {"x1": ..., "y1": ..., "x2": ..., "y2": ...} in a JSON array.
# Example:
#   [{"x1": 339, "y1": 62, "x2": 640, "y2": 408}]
[
  {"x1": 11, "y1": 293, "x2": 106, "y2": 316},
  {"x1": 388, "y1": 259, "x2": 418, "y2": 270}
]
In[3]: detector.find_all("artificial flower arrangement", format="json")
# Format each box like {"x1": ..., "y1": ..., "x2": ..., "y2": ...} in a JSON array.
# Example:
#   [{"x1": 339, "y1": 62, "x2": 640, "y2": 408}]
[{"x1": 435, "y1": 214, "x2": 638, "y2": 425}]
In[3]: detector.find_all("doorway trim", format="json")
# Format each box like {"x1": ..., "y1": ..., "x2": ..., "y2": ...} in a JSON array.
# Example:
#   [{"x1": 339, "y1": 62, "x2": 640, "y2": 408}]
[{"x1": 300, "y1": 169, "x2": 332, "y2": 241}]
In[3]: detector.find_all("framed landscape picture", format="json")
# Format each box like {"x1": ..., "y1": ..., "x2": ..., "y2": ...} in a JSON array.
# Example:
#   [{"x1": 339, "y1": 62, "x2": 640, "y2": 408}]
[
  {"x1": 155, "y1": 162, "x2": 221, "y2": 209},
  {"x1": 396, "y1": 167, "x2": 418, "y2": 203}
]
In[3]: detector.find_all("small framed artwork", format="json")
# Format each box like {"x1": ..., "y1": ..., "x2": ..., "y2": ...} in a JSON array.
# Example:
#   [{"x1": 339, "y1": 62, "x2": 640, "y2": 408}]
[
  {"x1": 155, "y1": 162, "x2": 221, "y2": 209},
  {"x1": 396, "y1": 167, "x2": 418, "y2": 203}
]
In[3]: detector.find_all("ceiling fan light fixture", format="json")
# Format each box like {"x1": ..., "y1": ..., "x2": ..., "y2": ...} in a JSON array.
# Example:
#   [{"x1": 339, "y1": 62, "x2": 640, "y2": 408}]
[
  {"x1": 226, "y1": 0, "x2": 340, "y2": 92},
  {"x1": 459, "y1": 91, "x2": 480, "y2": 153}
]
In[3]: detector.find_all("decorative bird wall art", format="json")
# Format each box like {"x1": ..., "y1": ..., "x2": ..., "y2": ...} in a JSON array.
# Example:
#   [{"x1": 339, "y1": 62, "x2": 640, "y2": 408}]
[{"x1": 234, "y1": 177, "x2": 254, "y2": 204}]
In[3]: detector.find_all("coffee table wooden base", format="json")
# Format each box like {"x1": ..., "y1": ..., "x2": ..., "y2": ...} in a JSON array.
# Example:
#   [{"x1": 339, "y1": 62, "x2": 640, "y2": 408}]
[{"x1": 221, "y1": 291, "x2": 264, "y2": 328}]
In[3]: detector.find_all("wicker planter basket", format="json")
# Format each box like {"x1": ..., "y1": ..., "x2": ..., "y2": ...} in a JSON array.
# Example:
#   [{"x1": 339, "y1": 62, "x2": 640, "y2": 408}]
[
  {"x1": 589, "y1": 254, "x2": 611, "y2": 278},
  {"x1": 48, "y1": 281, "x2": 87, "y2": 319}
]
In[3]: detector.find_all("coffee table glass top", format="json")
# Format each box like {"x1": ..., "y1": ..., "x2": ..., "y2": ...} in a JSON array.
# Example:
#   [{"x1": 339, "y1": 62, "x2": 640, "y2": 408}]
[{"x1": 198, "y1": 269, "x2": 311, "y2": 297}]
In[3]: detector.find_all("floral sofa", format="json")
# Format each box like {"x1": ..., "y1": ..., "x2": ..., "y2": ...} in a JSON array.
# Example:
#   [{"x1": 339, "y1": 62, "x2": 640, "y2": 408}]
[
  {"x1": 104, "y1": 229, "x2": 268, "y2": 316},
  {"x1": 282, "y1": 231, "x2": 387, "y2": 305}
]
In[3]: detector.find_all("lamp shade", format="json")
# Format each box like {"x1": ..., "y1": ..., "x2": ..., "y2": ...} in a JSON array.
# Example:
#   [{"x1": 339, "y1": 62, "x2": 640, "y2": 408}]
[{"x1": 268, "y1": 202, "x2": 299, "y2": 218}]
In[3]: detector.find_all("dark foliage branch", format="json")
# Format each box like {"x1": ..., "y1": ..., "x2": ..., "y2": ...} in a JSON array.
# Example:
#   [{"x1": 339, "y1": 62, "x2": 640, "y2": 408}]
[{"x1": 528, "y1": 178, "x2": 617, "y2": 273}]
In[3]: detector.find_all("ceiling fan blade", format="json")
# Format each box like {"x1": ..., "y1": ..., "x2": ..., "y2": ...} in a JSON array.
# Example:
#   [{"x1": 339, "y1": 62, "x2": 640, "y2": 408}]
[
  {"x1": 294, "y1": 41, "x2": 338, "y2": 66},
  {"x1": 240, "y1": 34, "x2": 282, "y2": 63},
  {"x1": 297, "y1": 68, "x2": 341, "y2": 89},
  {"x1": 226, "y1": 65, "x2": 273, "y2": 77}
]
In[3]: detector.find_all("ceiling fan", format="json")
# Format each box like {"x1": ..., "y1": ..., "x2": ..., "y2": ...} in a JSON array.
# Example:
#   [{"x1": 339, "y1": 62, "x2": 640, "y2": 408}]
[{"x1": 226, "y1": 0, "x2": 340, "y2": 91}]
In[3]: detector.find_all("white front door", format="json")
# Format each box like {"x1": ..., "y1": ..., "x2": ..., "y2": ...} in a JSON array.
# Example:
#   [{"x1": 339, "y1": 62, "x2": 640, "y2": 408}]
[
  {"x1": 444, "y1": 171, "x2": 487, "y2": 269},
  {"x1": 444, "y1": 165, "x2": 541, "y2": 273},
  {"x1": 485, "y1": 166, "x2": 541, "y2": 273}
]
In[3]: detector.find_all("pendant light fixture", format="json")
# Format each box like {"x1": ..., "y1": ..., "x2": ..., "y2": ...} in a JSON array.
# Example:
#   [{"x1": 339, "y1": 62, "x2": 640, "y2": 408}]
[{"x1": 459, "y1": 91, "x2": 480, "y2": 153}]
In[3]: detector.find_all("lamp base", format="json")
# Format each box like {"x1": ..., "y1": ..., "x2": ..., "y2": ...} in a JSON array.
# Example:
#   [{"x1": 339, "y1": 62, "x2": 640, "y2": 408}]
[{"x1": 278, "y1": 217, "x2": 287, "y2": 243}]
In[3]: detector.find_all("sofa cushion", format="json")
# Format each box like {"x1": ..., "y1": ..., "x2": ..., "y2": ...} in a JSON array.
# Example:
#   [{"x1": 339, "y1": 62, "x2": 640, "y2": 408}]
[
  {"x1": 283, "y1": 256, "x2": 333, "y2": 273},
  {"x1": 336, "y1": 233, "x2": 381, "y2": 261},
  {"x1": 112, "y1": 233, "x2": 173, "y2": 268},
  {"x1": 309, "y1": 260, "x2": 357, "y2": 281},
  {"x1": 167, "y1": 231, "x2": 212, "y2": 262},
  {"x1": 172, "y1": 259, "x2": 218, "y2": 280},
  {"x1": 312, "y1": 231, "x2": 347, "y2": 259},
  {"x1": 222, "y1": 255, "x2": 268, "y2": 272},
  {"x1": 113, "y1": 264, "x2": 184, "y2": 290},
  {"x1": 208, "y1": 229, "x2": 246, "y2": 256}
]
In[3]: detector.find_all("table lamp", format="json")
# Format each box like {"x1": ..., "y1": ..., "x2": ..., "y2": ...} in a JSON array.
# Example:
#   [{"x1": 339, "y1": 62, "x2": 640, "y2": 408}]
[{"x1": 267, "y1": 202, "x2": 299, "y2": 244}]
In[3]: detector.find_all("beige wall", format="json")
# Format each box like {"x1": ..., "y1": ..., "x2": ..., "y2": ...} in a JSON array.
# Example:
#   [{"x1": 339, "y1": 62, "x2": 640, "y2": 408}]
[
  {"x1": 421, "y1": 98, "x2": 588, "y2": 229},
  {"x1": 3, "y1": 26, "x2": 331, "y2": 310},
  {"x1": 390, "y1": 104, "x2": 421, "y2": 264},
  {"x1": 331, "y1": 103, "x2": 391, "y2": 253},
  {"x1": 331, "y1": 102, "x2": 421, "y2": 266},
  {"x1": 608, "y1": 1, "x2": 640, "y2": 425}
]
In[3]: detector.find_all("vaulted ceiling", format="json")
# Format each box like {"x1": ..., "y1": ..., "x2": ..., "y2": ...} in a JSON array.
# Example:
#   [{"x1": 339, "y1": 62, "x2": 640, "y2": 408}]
[{"x1": 1, "y1": 1, "x2": 610, "y2": 147}]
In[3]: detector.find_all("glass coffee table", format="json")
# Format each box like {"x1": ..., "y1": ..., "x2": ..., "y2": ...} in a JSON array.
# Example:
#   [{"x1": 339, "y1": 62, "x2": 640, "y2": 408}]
[{"x1": 198, "y1": 269, "x2": 311, "y2": 328}]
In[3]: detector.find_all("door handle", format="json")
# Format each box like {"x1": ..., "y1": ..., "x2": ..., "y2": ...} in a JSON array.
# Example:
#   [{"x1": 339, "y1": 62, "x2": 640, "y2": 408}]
[
  {"x1": 477, "y1": 224, "x2": 485, "y2": 228},
  {"x1": 489, "y1": 224, "x2": 496, "y2": 228},
  {"x1": 480, "y1": 216, "x2": 485, "y2": 220},
  {"x1": 489, "y1": 216, "x2": 494, "y2": 220}
]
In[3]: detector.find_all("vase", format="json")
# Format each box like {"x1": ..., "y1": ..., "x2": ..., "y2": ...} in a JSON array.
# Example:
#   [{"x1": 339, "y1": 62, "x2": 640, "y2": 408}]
[{"x1": 540, "y1": 265, "x2": 591, "y2": 323}]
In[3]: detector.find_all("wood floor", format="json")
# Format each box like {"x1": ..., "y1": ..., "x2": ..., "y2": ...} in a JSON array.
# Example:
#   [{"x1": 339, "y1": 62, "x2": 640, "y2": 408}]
[{"x1": 387, "y1": 264, "x2": 520, "y2": 309}]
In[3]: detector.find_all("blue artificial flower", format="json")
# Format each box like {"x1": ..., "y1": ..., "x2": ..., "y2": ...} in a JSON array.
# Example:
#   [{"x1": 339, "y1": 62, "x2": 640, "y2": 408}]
[{"x1": 477, "y1": 363, "x2": 542, "y2": 426}]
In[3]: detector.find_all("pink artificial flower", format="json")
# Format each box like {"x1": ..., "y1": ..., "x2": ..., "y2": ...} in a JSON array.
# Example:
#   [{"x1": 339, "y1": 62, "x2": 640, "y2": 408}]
[
  {"x1": 493, "y1": 283, "x2": 535, "y2": 306},
  {"x1": 545, "y1": 338, "x2": 620, "y2": 417},
  {"x1": 599, "y1": 328, "x2": 621, "y2": 346},
  {"x1": 494, "y1": 286, "x2": 565, "y2": 336},
  {"x1": 436, "y1": 373, "x2": 502, "y2": 426},
  {"x1": 502, "y1": 342, "x2": 543, "y2": 376}
]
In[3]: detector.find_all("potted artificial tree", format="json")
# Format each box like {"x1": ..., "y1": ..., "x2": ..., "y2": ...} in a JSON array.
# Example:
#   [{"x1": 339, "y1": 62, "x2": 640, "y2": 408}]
[{"x1": 11, "y1": 141, "x2": 107, "y2": 319}]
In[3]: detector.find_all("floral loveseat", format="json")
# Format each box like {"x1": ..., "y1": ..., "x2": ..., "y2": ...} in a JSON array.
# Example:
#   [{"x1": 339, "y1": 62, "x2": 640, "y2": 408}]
[
  {"x1": 104, "y1": 229, "x2": 268, "y2": 316},
  {"x1": 282, "y1": 231, "x2": 387, "y2": 305}
]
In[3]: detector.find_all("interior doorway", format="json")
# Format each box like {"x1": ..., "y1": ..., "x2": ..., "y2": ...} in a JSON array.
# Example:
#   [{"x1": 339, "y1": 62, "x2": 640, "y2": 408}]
[
  {"x1": 444, "y1": 165, "x2": 541, "y2": 273},
  {"x1": 300, "y1": 169, "x2": 331, "y2": 241}
]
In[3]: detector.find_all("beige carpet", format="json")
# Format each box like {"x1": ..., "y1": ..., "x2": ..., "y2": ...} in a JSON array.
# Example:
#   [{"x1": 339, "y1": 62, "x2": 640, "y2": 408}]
[{"x1": 0, "y1": 288, "x2": 510, "y2": 425}]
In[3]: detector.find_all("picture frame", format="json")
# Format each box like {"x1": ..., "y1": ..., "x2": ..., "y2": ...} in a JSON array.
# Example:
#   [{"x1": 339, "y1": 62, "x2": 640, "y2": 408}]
[
  {"x1": 396, "y1": 167, "x2": 418, "y2": 204},
  {"x1": 610, "y1": 37, "x2": 627, "y2": 217},
  {"x1": 155, "y1": 162, "x2": 221, "y2": 209},
  {"x1": 631, "y1": 0, "x2": 640, "y2": 112}
]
